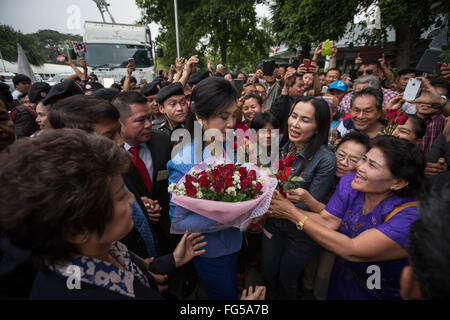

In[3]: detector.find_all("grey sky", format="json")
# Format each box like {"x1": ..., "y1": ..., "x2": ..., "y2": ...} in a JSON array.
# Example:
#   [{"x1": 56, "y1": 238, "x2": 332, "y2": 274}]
[
  {"x1": 0, "y1": 0, "x2": 270, "y2": 41},
  {"x1": 0, "y1": 0, "x2": 160, "y2": 38}
]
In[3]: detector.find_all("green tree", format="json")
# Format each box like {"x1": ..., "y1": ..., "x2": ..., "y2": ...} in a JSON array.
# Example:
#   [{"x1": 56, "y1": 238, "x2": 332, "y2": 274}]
[
  {"x1": 270, "y1": 0, "x2": 449, "y2": 69},
  {"x1": 0, "y1": 25, "x2": 82, "y2": 66},
  {"x1": 0, "y1": 25, "x2": 46, "y2": 65},
  {"x1": 34, "y1": 29, "x2": 82, "y2": 63},
  {"x1": 136, "y1": 0, "x2": 273, "y2": 73}
]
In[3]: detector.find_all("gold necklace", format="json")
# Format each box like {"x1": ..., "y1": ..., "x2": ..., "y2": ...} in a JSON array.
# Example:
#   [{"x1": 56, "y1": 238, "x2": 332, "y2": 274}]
[{"x1": 288, "y1": 142, "x2": 305, "y2": 156}]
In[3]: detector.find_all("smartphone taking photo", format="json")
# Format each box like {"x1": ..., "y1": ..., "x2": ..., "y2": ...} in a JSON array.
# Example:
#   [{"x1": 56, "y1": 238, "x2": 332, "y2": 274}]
[
  {"x1": 128, "y1": 58, "x2": 136, "y2": 69},
  {"x1": 263, "y1": 60, "x2": 276, "y2": 76},
  {"x1": 402, "y1": 78, "x2": 422, "y2": 101},
  {"x1": 303, "y1": 59, "x2": 311, "y2": 71}
]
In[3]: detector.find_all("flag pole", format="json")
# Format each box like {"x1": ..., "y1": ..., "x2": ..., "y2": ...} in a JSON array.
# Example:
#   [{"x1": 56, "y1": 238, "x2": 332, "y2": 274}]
[{"x1": 174, "y1": 0, "x2": 180, "y2": 59}]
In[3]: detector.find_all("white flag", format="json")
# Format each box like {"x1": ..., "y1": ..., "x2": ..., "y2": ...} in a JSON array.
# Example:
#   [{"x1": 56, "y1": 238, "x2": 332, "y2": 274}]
[{"x1": 17, "y1": 43, "x2": 36, "y2": 83}]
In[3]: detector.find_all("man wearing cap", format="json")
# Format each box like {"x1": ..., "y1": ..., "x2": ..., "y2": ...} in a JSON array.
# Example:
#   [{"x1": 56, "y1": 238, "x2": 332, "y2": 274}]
[
  {"x1": 153, "y1": 82, "x2": 188, "y2": 140},
  {"x1": 338, "y1": 59, "x2": 397, "y2": 117},
  {"x1": 141, "y1": 80, "x2": 165, "y2": 121},
  {"x1": 187, "y1": 70, "x2": 212, "y2": 91},
  {"x1": 153, "y1": 55, "x2": 199, "y2": 141},
  {"x1": 28, "y1": 82, "x2": 51, "y2": 107},
  {"x1": 327, "y1": 80, "x2": 348, "y2": 103}
]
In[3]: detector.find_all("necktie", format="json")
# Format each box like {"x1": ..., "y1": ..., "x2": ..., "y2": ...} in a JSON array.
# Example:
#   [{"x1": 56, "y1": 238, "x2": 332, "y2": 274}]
[{"x1": 129, "y1": 146, "x2": 152, "y2": 194}]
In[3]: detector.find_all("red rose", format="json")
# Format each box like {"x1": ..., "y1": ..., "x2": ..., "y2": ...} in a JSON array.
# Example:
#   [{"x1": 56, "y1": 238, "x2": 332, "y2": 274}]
[
  {"x1": 210, "y1": 169, "x2": 221, "y2": 181},
  {"x1": 247, "y1": 170, "x2": 256, "y2": 181},
  {"x1": 213, "y1": 180, "x2": 224, "y2": 193},
  {"x1": 185, "y1": 181, "x2": 197, "y2": 197},
  {"x1": 277, "y1": 160, "x2": 285, "y2": 172},
  {"x1": 225, "y1": 178, "x2": 233, "y2": 188},
  {"x1": 386, "y1": 109, "x2": 399, "y2": 121},
  {"x1": 396, "y1": 114, "x2": 408, "y2": 125},
  {"x1": 198, "y1": 174, "x2": 210, "y2": 188},
  {"x1": 282, "y1": 155, "x2": 295, "y2": 168},
  {"x1": 225, "y1": 164, "x2": 236, "y2": 172},
  {"x1": 185, "y1": 174, "x2": 197, "y2": 183},
  {"x1": 239, "y1": 166, "x2": 248, "y2": 177},
  {"x1": 253, "y1": 181, "x2": 263, "y2": 195},
  {"x1": 240, "y1": 178, "x2": 252, "y2": 191}
]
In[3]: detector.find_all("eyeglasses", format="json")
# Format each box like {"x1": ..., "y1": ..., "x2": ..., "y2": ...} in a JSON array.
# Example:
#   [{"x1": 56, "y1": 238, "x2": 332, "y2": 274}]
[
  {"x1": 357, "y1": 69, "x2": 374, "y2": 76},
  {"x1": 336, "y1": 152, "x2": 360, "y2": 167}
]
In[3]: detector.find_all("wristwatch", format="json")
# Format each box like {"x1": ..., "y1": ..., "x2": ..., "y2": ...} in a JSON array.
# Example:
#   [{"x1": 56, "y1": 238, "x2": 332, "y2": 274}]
[
  {"x1": 296, "y1": 216, "x2": 308, "y2": 231},
  {"x1": 433, "y1": 96, "x2": 449, "y2": 109}
]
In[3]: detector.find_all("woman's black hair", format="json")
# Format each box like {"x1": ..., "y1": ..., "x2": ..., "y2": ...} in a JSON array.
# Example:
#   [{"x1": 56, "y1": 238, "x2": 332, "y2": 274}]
[
  {"x1": 281, "y1": 96, "x2": 330, "y2": 173},
  {"x1": 406, "y1": 114, "x2": 427, "y2": 140},
  {"x1": 370, "y1": 135, "x2": 425, "y2": 197},
  {"x1": 336, "y1": 131, "x2": 371, "y2": 151},
  {"x1": 49, "y1": 94, "x2": 120, "y2": 132},
  {"x1": 185, "y1": 77, "x2": 239, "y2": 135},
  {"x1": 190, "y1": 76, "x2": 239, "y2": 121},
  {"x1": 243, "y1": 93, "x2": 263, "y2": 107},
  {"x1": 250, "y1": 112, "x2": 279, "y2": 131}
]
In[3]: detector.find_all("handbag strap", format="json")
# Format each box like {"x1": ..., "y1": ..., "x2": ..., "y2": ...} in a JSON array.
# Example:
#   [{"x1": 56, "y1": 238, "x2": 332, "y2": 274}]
[{"x1": 383, "y1": 201, "x2": 418, "y2": 223}]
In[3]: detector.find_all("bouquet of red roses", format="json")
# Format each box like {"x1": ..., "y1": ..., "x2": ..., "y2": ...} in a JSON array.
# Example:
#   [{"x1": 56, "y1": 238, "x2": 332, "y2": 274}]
[
  {"x1": 380, "y1": 109, "x2": 408, "y2": 135},
  {"x1": 272, "y1": 154, "x2": 305, "y2": 198},
  {"x1": 169, "y1": 158, "x2": 278, "y2": 233}
]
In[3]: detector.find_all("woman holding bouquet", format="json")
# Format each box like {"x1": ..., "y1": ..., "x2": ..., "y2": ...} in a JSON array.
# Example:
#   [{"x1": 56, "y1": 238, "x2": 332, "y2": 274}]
[
  {"x1": 261, "y1": 96, "x2": 337, "y2": 300},
  {"x1": 167, "y1": 77, "x2": 246, "y2": 300}
]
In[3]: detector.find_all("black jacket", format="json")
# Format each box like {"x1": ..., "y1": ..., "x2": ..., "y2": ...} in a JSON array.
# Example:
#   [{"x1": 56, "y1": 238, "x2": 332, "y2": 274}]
[{"x1": 122, "y1": 131, "x2": 173, "y2": 255}]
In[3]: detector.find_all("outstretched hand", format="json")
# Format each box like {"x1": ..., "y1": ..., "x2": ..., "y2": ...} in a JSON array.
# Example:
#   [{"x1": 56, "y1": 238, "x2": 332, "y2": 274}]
[
  {"x1": 240, "y1": 286, "x2": 266, "y2": 300},
  {"x1": 173, "y1": 231, "x2": 207, "y2": 267}
]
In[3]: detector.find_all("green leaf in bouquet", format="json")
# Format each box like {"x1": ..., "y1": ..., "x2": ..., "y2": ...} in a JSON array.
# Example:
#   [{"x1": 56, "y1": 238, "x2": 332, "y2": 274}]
[
  {"x1": 291, "y1": 176, "x2": 305, "y2": 183},
  {"x1": 223, "y1": 194, "x2": 234, "y2": 202},
  {"x1": 236, "y1": 193, "x2": 247, "y2": 202}
]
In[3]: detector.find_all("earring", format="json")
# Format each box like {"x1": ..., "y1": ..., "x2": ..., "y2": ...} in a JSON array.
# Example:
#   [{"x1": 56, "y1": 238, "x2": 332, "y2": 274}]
[{"x1": 82, "y1": 235, "x2": 89, "y2": 244}]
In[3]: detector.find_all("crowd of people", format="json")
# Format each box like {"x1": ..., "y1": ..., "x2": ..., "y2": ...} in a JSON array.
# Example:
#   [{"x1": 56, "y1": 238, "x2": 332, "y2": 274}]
[{"x1": 0, "y1": 43, "x2": 450, "y2": 301}]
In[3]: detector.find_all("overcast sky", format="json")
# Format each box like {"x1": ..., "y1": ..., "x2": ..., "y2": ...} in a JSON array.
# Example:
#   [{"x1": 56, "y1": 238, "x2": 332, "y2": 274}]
[{"x1": 0, "y1": 0, "x2": 270, "y2": 42}]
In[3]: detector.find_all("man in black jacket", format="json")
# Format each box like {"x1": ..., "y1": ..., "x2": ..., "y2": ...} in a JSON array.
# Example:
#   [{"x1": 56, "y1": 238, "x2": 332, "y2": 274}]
[{"x1": 113, "y1": 91, "x2": 173, "y2": 255}]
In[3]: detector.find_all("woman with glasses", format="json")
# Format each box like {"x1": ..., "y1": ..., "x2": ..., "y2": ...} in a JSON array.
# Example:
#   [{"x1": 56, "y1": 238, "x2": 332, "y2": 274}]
[{"x1": 268, "y1": 135, "x2": 425, "y2": 299}]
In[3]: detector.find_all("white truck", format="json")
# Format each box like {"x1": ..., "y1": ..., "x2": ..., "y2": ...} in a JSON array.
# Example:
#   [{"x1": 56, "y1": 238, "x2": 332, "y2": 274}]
[{"x1": 83, "y1": 21, "x2": 155, "y2": 84}]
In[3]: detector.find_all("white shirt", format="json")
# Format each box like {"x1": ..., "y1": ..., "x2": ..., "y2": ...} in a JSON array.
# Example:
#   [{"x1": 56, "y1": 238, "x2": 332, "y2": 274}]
[{"x1": 124, "y1": 142, "x2": 154, "y2": 182}]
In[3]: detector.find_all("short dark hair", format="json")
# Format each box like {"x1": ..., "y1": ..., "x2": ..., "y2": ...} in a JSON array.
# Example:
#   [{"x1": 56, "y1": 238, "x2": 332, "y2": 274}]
[
  {"x1": 112, "y1": 90, "x2": 148, "y2": 122},
  {"x1": 406, "y1": 114, "x2": 426, "y2": 140},
  {"x1": 12, "y1": 74, "x2": 31, "y2": 86},
  {"x1": 49, "y1": 95, "x2": 120, "y2": 133},
  {"x1": 0, "y1": 83, "x2": 13, "y2": 106},
  {"x1": 254, "y1": 83, "x2": 266, "y2": 92},
  {"x1": 244, "y1": 93, "x2": 263, "y2": 106},
  {"x1": 370, "y1": 135, "x2": 425, "y2": 197},
  {"x1": 326, "y1": 68, "x2": 342, "y2": 78},
  {"x1": 397, "y1": 69, "x2": 417, "y2": 77},
  {"x1": 351, "y1": 87, "x2": 383, "y2": 110},
  {"x1": 318, "y1": 72, "x2": 326, "y2": 77},
  {"x1": 110, "y1": 83, "x2": 122, "y2": 91},
  {"x1": 0, "y1": 129, "x2": 130, "y2": 267},
  {"x1": 409, "y1": 174, "x2": 450, "y2": 299},
  {"x1": 120, "y1": 76, "x2": 137, "y2": 86},
  {"x1": 359, "y1": 59, "x2": 382, "y2": 71},
  {"x1": 336, "y1": 131, "x2": 371, "y2": 151},
  {"x1": 92, "y1": 88, "x2": 120, "y2": 102},
  {"x1": 250, "y1": 112, "x2": 279, "y2": 131}
]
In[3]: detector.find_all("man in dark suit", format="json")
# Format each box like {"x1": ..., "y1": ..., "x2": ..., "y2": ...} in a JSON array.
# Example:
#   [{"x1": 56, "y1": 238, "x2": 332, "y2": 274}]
[{"x1": 113, "y1": 91, "x2": 173, "y2": 255}]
